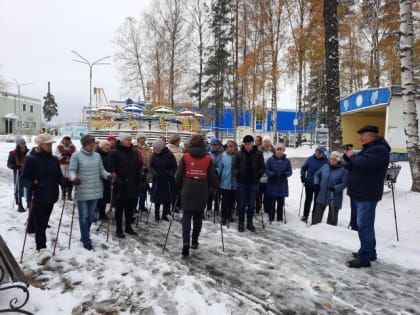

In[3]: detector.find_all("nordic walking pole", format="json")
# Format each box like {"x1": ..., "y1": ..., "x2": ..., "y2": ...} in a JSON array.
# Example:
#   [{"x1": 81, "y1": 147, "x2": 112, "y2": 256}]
[
  {"x1": 298, "y1": 183, "x2": 304, "y2": 217},
  {"x1": 68, "y1": 186, "x2": 77, "y2": 249},
  {"x1": 220, "y1": 219, "x2": 225, "y2": 252},
  {"x1": 106, "y1": 187, "x2": 114, "y2": 242},
  {"x1": 162, "y1": 192, "x2": 179, "y2": 253},
  {"x1": 391, "y1": 182, "x2": 399, "y2": 242},
  {"x1": 20, "y1": 190, "x2": 36, "y2": 264},
  {"x1": 52, "y1": 197, "x2": 67, "y2": 256}
]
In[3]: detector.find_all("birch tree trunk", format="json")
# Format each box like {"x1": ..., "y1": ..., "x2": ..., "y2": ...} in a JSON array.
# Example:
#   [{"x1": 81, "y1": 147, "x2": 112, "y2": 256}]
[{"x1": 400, "y1": 0, "x2": 420, "y2": 192}]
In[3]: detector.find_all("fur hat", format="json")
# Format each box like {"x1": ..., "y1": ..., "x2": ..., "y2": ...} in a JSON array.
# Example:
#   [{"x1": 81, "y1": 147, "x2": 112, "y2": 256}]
[
  {"x1": 262, "y1": 135, "x2": 271, "y2": 143},
  {"x1": 152, "y1": 139, "x2": 165, "y2": 150},
  {"x1": 80, "y1": 135, "x2": 95, "y2": 147},
  {"x1": 35, "y1": 133, "x2": 55, "y2": 145},
  {"x1": 118, "y1": 133, "x2": 132, "y2": 143},
  {"x1": 98, "y1": 140, "x2": 110, "y2": 149},
  {"x1": 329, "y1": 150, "x2": 343, "y2": 161},
  {"x1": 136, "y1": 132, "x2": 147, "y2": 140},
  {"x1": 15, "y1": 136, "x2": 26, "y2": 145}
]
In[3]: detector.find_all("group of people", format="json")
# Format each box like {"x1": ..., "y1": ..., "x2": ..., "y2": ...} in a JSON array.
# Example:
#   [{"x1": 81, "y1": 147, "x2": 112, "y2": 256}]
[{"x1": 7, "y1": 124, "x2": 390, "y2": 267}]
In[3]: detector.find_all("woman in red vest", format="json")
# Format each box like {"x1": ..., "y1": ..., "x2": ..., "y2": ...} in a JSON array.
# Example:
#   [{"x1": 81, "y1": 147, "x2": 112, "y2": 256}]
[{"x1": 176, "y1": 134, "x2": 219, "y2": 257}]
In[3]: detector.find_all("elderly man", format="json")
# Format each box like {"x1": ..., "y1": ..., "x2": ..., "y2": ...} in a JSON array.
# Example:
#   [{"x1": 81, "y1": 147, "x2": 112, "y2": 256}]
[{"x1": 343, "y1": 125, "x2": 390, "y2": 268}]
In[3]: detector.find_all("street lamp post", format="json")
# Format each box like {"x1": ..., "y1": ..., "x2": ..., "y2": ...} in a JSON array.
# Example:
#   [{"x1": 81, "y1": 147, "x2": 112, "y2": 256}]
[{"x1": 71, "y1": 50, "x2": 110, "y2": 130}]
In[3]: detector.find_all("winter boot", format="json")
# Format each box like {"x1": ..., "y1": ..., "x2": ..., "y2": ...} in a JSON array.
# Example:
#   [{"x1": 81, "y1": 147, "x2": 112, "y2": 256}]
[
  {"x1": 238, "y1": 221, "x2": 245, "y2": 232},
  {"x1": 246, "y1": 217, "x2": 256, "y2": 232},
  {"x1": 182, "y1": 244, "x2": 190, "y2": 257},
  {"x1": 155, "y1": 208, "x2": 161, "y2": 222},
  {"x1": 125, "y1": 225, "x2": 138, "y2": 236},
  {"x1": 17, "y1": 199, "x2": 25, "y2": 212}
]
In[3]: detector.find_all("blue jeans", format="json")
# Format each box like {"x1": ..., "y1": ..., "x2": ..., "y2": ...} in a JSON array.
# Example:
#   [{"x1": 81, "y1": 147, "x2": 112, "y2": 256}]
[
  {"x1": 355, "y1": 200, "x2": 377, "y2": 262},
  {"x1": 77, "y1": 199, "x2": 98, "y2": 245},
  {"x1": 236, "y1": 183, "x2": 258, "y2": 222}
]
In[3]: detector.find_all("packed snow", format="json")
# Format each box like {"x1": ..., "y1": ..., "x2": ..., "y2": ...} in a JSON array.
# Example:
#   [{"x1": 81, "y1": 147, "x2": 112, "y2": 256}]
[{"x1": 0, "y1": 138, "x2": 419, "y2": 315}]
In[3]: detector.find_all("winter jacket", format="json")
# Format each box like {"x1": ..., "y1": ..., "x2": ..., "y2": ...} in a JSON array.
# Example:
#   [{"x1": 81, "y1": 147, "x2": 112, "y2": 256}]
[
  {"x1": 150, "y1": 147, "x2": 177, "y2": 204},
  {"x1": 69, "y1": 148, "x2": 110, "y2": 201},
  {"x1": 21, "y1": 148, "x2": 67, "y2": 204},
  {"x1": 95, "y1": 147, "x2": 112, "y2": 202},
  {"x1": 7, "y1": 147, "x2": 29, "y2": 172},
  {"x1": 233, "y1": 145, "x2": 265, "y2": 185},
  {"x1": 167, "y1": 143, "x2": 183, "y2": 166},
  {"x1": 314, "y1": 162, "x2": 348, "y2": 209},
  {"x1": 265, "y1": 154, "x2": 292, "y2": 197},
  {"x1": 300, "y1": 154, "x2": 328, "y2": 187},
  {"x1": 135, "y1": 143, "x2": 153, "y2": 182},
  {"x1": 210, "y1": 148, "x2": 224, "y2": 166},
  {"x1": 259, "y1": 145, "x2": 275, "y2": 184},
  {"x1": 109, "y1": 143, "x2": 142, "y2": 202},
  {"x1": 176, "y1": 147, "x2": 219, "y2": 212},
  {"x1": 217, "y1": 151, "x2": 237, "y2": 190},
  {"x1": 344, "y1": 137, "x2": 390, "y2": 201},
  {"x1": 55, "y1": 141, "x2": 77, "y2": 177}
]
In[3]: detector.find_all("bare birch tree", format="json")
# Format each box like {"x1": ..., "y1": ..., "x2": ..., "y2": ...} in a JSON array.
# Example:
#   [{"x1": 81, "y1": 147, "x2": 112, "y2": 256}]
[{"x1": 399, "y1": 0, "x2": 420, "y2": 192}]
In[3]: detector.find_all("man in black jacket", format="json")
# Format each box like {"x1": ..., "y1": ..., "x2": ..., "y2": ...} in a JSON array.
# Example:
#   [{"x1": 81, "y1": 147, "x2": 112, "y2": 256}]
[
  {"x1": 343, "y1": 125, "x2": 390, "y2": 268},
  {"x1": 233, "y1": 135, "x2": 265, "y2": 232}
]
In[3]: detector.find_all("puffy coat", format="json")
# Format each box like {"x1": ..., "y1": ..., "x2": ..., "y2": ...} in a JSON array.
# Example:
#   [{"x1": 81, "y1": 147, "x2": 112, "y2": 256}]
[
  {"x1": 176, "y1": 147, "x2": 219, "y2": 212},
  {"x1": 21, "y1": 149, "x2": 67, "y2": 204},
  {"x1": 314, "y1": 162, "x2": 348, "y2": 208},
  {"x1": 150, "y1": 147, "x2": 177, "y2": 204},
  {"x1": 135, "y1": 143, "x2": 153, "y2": 182},
  {"x1": 300, "y1": 154, "x2": 328, "y2": 187},
  {"x1": 259, "y1": 145, "x2": 275, "y2": 184},
  {"x1": 69, "y1": 148, "x2": 110, "y2": 201},
  {"x1": 95, "y1": 147, "x2": 111, "y2": 202},
  {"x1": 233, "y1": 145, "x2": 265, "y2": 185},
  {"x1": 265, "y1": 154, "x2": 292, "y2": 197},
  {"x1": 167, "y1": 143, "x2": 183, "y2": 166},
  {"x1": 217, "y1": 151, "x2": 237, "y2": 190},
  {"x1": 7, "y1": 147, "x2": 29, "y2": 172},
  {"x1": 344, "y1": 137, "x2": 390, "y2": 201},
  {"x1": 109, "y1": 143, "x2": 142, "y2": 202}
]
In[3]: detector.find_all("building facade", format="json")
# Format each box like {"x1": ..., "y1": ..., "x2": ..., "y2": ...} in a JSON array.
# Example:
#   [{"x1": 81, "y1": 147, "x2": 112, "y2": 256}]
[{"x1": 0, "y1": 90, "x2": 42, "y2": 135}]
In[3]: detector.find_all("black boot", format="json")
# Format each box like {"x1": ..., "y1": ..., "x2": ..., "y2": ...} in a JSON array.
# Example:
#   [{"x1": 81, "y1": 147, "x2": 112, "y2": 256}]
[
  {"x1": 247, "y1": 217, "x2": 256, "y2": 232},
  {"x1": 238, "y1": 221, "x2": 245, "y2": 232},
  {"x1": 182, "y1": 244, "x2": 190, "y2": 257},
  {"x1": 125, "y1": 225, "x2": 138, "y2": 236},
  {"x1": 17, "y1": 199, "x2": 25, "y2": 212},
  {"x1": 155, "y1": 209, "x2": 160, "y2": 222}
]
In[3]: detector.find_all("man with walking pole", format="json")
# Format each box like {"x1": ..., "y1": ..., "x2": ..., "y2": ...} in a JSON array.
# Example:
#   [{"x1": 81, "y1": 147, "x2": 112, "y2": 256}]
[
  {"x1": 175, "y1": 135, "x2": 219, "y2": 257},
  {"x1": 343, "y1": 125, "x2": 390, "y2": 268}
]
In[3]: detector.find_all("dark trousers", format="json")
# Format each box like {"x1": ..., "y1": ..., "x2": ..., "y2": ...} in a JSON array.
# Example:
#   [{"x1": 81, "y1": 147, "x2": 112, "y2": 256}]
[
  {"x1": 115, "y1": 197, "x2": 137, "y2": 233},
  {"x1": 32, "y1": 203, "x2": 54, "y2": 250},
  {"x1": 155, "y1": 203, "x2": 170, "y2": 220},
  {"x1": 264, "y1": 196, "x2": 285, "y2": 221},
  {"x1": 311, "y1": 203, "x2": 339, "y2": 226},
  {"x1": 207, "y1": 188, "x2": 220, "y2": 212},
  {"x1": 221, "y1": 189, "x2": 236, "y2": 222},
  {"x1": 138, "y1": 180, "x2": 150, "y2": 211},
  {"x1": 303, "y1": 186, "x2": 319, "y2": 218},
  {"x1": 349, "y1": 198, "x2": 358, "y2": 230},
  {"x1": 236, "y1": 183, "x2": 258, "y2": 223},
  {"x1": 256, "y1": 183, "x2": 266, "y2": 212},
  {"x1": 182, "y1": 210, "x2": 203, "y2": 245}
]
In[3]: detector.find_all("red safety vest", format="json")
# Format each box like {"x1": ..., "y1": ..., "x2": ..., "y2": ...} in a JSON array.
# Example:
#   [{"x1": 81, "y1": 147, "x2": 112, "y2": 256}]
[{"x1": 184, "y1": 153, "x2": 211, "y2": 180}]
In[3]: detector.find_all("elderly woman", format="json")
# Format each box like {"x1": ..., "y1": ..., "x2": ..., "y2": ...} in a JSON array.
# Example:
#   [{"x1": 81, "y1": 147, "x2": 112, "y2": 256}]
[
  {"x1": 95, "y1": 140, "x2": 112, "y2": 221},
  {"x1": 312, "y1": 151, "x2": 348, "y2": 226},
  {"x1": 257, "y1": 135, "x2": 274, "y2": 214},
  {"x1": 265, "y1": 143, "x2": 292, "y2": 222},
  {"x1": 69, "y1": 135, "x2": 111, "y2": 250}
]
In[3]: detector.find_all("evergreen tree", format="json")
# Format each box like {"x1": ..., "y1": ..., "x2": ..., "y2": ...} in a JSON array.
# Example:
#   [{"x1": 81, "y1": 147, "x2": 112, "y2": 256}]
[
  {"x1": 43, "y1": 82, "x2": 58, "y2": 122},
  {"x1": 202, "y1": 0, "x2": 232, "y2": 138}
]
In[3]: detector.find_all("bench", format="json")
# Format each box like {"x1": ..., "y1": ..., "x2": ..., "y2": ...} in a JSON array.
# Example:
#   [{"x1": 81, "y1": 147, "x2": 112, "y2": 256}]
[{"x1": 0, "y1": 235, "x2": 33, "y2": 315}]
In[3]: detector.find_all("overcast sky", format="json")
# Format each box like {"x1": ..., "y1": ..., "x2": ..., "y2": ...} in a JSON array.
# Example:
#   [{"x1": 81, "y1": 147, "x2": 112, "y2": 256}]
[{"x1": 0, "y1": 0, "x2": 151, "y2": 123}]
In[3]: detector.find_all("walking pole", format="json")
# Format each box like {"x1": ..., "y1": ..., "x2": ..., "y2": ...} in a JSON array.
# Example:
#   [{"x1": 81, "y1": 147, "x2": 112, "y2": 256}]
[
  {"x1": 20, "y1": 190, "x2": 35, "y2": 264},
  {"x1": 68, "y1": 187, "x2": 77, "y2": 249},
  {"x1": 220, "y1": 219, "x2": 225, "y2": 252},
  {"x1": 52, "y1": 197, "x2": 67, "y2": 256},
  {"x1": 258, "y1": 189, "x2": 265, "y2": 229},
  {"x1": 329, "y1": 190, "x2": 335, "y2": 224},
  {"x1": 283, "y1": 201, "x2": 287, "y2": 224},
  {"x1": 106, "y1": 187, "x2": 114, "y2": 242},
  {"x1": 298, "y1": 183, "x2": 304, "y2": 217},
  {"x1": 162, "y1": 192, "x2": 180, "y2": 253},
  {"x1": 391, "y1": 181, "x2": 399, "y2": 242}
]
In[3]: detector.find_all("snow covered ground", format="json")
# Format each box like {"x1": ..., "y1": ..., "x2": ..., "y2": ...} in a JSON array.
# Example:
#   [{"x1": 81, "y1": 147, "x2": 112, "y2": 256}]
[{"x1": 0, "y1": 138, "x2": 419, "y2": 314}]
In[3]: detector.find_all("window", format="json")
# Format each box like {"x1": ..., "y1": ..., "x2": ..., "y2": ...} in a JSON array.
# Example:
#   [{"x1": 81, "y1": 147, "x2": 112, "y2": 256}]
[
  {"x1": 29, "y1": 104, "x2": 33, "y2": 112},
  {"x1": 22, "y1": 103, "x2": 27, "y2": 111}
]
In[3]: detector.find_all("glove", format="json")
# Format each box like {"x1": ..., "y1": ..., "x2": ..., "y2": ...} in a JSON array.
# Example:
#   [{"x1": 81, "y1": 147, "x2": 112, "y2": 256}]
[
  {"x1": 300, "y1": 176, "x2": 306, "y2": 184},
  {"x1": 313, "y1": 184, "x2": 320, "y2": 192},
  {"x1": 32, "y1": 179, "x2": 39, "y2": 191},
  {"x1": 328, "y1": 186, "x2": 335, "y2": 192},
  {"x1": 72, "y1": 176, "x2": 81, "y2": 186}
]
